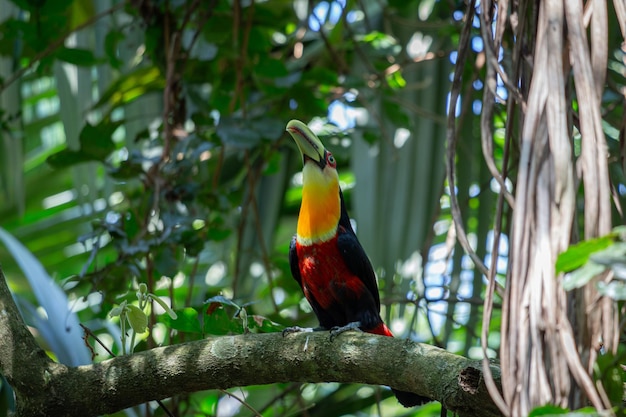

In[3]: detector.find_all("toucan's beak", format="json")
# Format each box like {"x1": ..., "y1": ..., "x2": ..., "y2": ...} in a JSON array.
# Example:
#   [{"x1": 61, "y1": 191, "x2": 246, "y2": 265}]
[{"x1": 286, "y1": 120, "x2": 325, "y2": 168}]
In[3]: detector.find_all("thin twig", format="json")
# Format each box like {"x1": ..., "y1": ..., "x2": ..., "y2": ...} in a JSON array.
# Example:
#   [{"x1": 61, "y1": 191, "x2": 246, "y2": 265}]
[
  {"x1": 478, "y1": 1, "x2": 516, "y2": 210},
  {"x1": 219, "y1": 389, "x2": 262, "y2": 417},
  {"x1": 80, "y1": 323, "x2": 115, "y2": 357},
  {"x1": 468, "y1": 1, "x2": 508, "y2": 415},
  {"x1": 445, "y1": 1, "x2": 491, "y2": 280}
]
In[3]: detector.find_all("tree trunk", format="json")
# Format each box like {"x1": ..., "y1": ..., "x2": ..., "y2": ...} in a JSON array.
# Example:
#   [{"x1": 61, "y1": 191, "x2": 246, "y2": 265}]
[{"x1": 473, "y1": 1, "x2": 620, "y2": 415}]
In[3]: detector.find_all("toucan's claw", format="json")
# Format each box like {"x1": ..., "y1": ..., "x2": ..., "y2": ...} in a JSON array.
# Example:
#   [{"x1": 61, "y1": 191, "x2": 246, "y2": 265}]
[
  {"x1": 329, "y1": 321, "x2": 363, "y2": 341},
  {"x1": 282, "y1": 326, "x2": 315, "y2": 337}
]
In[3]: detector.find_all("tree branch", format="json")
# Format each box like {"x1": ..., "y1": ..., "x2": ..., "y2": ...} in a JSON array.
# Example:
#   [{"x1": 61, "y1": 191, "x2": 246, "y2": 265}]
[
  {"x1": 0, "y1": 266, "x2": 61, "y2": 407},
  {"x1": 0, "y1": 268, "x2": 502, "y2": 417}
]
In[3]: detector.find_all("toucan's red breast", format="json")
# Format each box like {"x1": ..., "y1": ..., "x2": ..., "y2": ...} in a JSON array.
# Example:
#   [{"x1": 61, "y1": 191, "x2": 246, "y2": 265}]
[{"x1": 296, "y1": 236, "x2": 365, "y2": 311}]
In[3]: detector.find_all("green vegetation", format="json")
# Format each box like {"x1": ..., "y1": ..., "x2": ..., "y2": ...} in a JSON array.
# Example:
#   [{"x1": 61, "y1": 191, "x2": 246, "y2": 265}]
[{"x1": 0, "y1": 1, "x2": 624, "y2": 416}]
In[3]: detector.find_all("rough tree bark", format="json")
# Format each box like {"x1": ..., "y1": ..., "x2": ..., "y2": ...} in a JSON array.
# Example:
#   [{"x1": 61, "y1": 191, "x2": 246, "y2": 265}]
[{"x1": 0, "y1": 267, "x2": 501, "y2": 417}]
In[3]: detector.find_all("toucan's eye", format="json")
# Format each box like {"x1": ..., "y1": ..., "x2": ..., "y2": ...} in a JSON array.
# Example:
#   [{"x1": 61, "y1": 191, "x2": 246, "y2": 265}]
[{"x1": 326, "y1": 152, "x2": 336, "y2": 168}]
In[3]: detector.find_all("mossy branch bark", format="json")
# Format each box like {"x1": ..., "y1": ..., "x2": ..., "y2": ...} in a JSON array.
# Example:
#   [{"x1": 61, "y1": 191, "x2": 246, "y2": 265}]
[{"x1": 0, "y1": 268, "x2": 502, "y2": 417}]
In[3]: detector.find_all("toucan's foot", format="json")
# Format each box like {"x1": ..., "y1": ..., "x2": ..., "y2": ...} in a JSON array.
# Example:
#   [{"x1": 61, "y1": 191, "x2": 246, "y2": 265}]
[
  {"x1": 329, "y1": 321, "x2": 363, "y2": 341},
  {"x1": 282, "y1": 326, "x2": 315, "y2": 337}
]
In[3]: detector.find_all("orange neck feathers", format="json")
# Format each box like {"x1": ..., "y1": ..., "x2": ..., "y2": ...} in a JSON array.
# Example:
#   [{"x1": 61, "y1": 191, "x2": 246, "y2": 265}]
[{"x1": 296, "y1": 162, "x2": 341, "y2": 245}]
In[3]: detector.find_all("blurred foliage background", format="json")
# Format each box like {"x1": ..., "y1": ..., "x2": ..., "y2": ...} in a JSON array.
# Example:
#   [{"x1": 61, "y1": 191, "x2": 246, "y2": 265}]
[{"x1": 0, "y1": 0, "x2": 624, "y2": 416}]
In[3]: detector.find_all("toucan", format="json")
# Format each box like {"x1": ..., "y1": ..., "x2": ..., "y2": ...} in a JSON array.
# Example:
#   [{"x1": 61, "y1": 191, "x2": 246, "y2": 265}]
[{"x1": 285, "y1": 119, "x2": 429, "y2": 407}]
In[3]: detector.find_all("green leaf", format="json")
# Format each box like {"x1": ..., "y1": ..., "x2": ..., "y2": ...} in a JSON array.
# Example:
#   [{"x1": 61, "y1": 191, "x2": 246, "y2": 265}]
[
  {"x1": 153, "y1": 246, "x2": 180, "y2": 278},
  {"x1": 556, "y1": 236, "x2": 614, "y2": 273},
  {"x1": 150, "y1": 294, "x2": 177, "y2": 319},
  {"x1": 247, "y1": 315, "x2": 284, "y2": 333},
  {"x1": 597, "y1": 280, "x2": 626, "y2": 300},
  {"x1": 247, "y1": 26, "x2": 272, "y2": 53},
  {"x1": 206, "y1": 221, "x2": 231, "y2": 242},
  {"x1": 203, "y1": 305, "x2": 243, "y2": 335},
  {"x1": 109, "y1": 154, "x2": 146, "y2": 180},
  {"x1": 109, "y1": 301, "x2": 126, "y2": 318},
  {"x1": 254, "y1": 57, "x2": 288, "y2": 79},
  {"x1": 531, "y1": 408, "x2": 600, "y2": 417},
  {"x1": 216, "y1": 117, "x2": 262, "y2": 149},
  {"x1": 162, "y1": 308, "x2": 201, "y2": 333},
  {"x1": 382, "y1": 99, "x2": 409, "y2": 128},
  {"x1": 46, "y1": 150, "x2": 98, "y2": 167},
  {"x1": 104, "y1": 30, "x2": 125, "y2": 69},
  {"x1": 306, "y1": 67, "x2": 339, "y2": 86},
  {"x1": 77, "y1": 121, "x2": 119, "y2": 159},
  {"x1": 204, "y1": 295, "x2": 241, "y2": 309},
  {"x1": 262, "y1": 151, "x2": 283, "y2": 175},
  {"x1": 562, "y1": 261, "x2": 606, "y2": 291},
  {"x1": 126, "y1": 304, "x2": 148, "y2": 333},
  {"x1": 386, "y1": 71, "x2": 406, "y2": 89},
  {"x1": 528, "y1": 405, "x2": 569, "y2": 416},
  {"x1": 11, "y1": 0, "x2": 72, "y2": 13},
  {"x1": 250, "y1": 116, "x2": 285, "y2": 141},
  {"x1": 93, "y1": 66, "x2": 164, "y2": 110},
  {"x1": 55, "y1": 47, "x2": 98, "y2": 67},
  {"x1": 123, "y1": 211, "x2": 140, "y2": 240},
  {"x1": 178, "y1": 229, "x2": 205, "y2": 257},
  {"x1": 594, "y1": 352, "x2": 625, "y2": 406},
  {"x1": 362, "y1": 130, "x2": 379, "y2": 145},
  {"x1": 47, "y1": 120, "x2": 122, "y2": 168},
  {"x1": 587, "y1": 242, "x2": 626, "y2": 279},
  {"x1": 357, "y1": 31, "x2": 401, "y2": 56}
]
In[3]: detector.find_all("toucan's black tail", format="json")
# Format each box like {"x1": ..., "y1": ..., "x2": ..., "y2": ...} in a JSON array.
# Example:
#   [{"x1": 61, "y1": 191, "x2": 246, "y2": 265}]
[{"x1": 392, "y1": 388, "x2": 431, "y2": 408}]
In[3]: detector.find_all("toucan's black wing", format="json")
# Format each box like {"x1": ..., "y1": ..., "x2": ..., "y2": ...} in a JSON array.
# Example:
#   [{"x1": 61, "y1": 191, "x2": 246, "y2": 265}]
[
  {"x1": 288, "y1": 235, "x2": 302, "y2": 287},
  {"x1": 336, "y1": 190, "x2": 381, "y2": 311}
]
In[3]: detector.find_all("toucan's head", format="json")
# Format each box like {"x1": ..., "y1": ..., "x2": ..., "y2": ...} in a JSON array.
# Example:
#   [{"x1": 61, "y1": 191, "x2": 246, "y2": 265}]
[
  {"x1": 286, "y1": 120, "x2": 338, "y2": 173},
  {"x1": 286, "y1": 120, "x2": 340, "y2": 244}
]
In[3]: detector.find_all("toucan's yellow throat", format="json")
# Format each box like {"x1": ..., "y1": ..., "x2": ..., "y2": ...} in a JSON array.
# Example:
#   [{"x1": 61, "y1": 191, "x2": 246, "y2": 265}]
[{"x1": 286, "y1": 120, "x2": 341, "y2": 244}]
